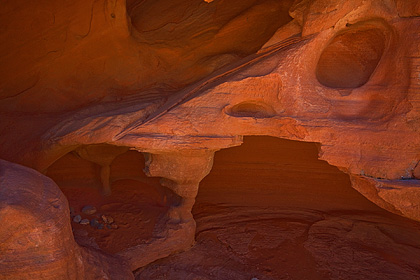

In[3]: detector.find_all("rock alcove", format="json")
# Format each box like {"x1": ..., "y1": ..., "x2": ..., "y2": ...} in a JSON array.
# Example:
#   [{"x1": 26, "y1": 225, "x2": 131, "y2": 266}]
[
  {"x1": 138, "y1": 136, "x2": 420, "y2": 279},
  {"x1": 45, "y1": 147, "x2": 177, "y2": 255},
  {"x1": 316, "y1": 23, "x2": 387, "y2": 89}
]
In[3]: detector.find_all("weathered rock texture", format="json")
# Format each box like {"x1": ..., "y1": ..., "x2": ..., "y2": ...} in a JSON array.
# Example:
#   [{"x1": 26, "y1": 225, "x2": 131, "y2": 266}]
[
  {"x1": 0, "y1": 159, "x2": 134, "y2": 279},
  {"x1": 136, "y1": 137, "x2": 420, "y2": 280},
  {"x1": 0, "y1": 0, "x2": 420, "y2": 278}
]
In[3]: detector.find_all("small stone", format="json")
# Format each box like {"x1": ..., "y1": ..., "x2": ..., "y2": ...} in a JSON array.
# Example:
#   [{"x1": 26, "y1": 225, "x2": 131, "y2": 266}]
[
  {"x1": 101, "y1": 214, "x2": 114, "y2": 224},
  {"x1": 251, "y1": 278, "x2": 259, "y2": 280},
  {"x1": 81, "y1": 205, "x2": 97, "y2": 215},
  {"x1": 90, "y1": 218, "x2": 99, "y2": 227},
  {"x1": 97, "y1": 224, "x2": 104, "y2": 230},
  {"x1": 110, "y1": 223, "x2": 119, "y2": 229},
  {"x1": 106, "y1": 224, "x2": 112, "y2": 229},
  {"x1": 80, "y1": 219, "x2": 90, "y2": 225},
  {"x1": 73, "y1": 215, "x2": 82, "y2": 223}
]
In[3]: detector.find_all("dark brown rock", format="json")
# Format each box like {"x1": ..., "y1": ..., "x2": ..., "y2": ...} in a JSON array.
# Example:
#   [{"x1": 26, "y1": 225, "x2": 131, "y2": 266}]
[
  {"x1": 81, "y1": 205, "x2": 97, "y2": 215},
  {"x1": 73, "y1": 215, "x2": 82, "y2": 223}
]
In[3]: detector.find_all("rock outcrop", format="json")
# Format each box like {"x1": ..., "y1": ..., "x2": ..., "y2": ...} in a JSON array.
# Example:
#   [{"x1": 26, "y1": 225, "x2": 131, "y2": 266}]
[
  {"x1": 0, "y1": 0, "x2": 420, "y2": 278},
  {"x1": 137, "y1": 137, "x2": 420, "y2": 280},
  {"x1": 0, "y1": 159, "x2": 133, "y2": 279}
]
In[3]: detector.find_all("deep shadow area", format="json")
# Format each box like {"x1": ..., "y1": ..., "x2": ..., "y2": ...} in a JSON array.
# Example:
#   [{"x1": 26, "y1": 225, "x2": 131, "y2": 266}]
[
  {"x1": 126, "y1": 0, "x2": 294, "y2": 88},
  {"x1": 196, "y1": 136, "x2": 382, "y2": 211},
  {"x1": 136, "y1": 136, "x2": 420, "y2": 280},
  {"x1": 46, "y1": 149, "x2": 176, "y2": 255}
]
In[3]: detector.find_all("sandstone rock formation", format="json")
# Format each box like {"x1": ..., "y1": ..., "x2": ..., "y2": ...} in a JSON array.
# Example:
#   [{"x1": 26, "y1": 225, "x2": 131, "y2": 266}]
[
  {"x1": 137, "y1": 137, "x2": 420, "y2": 280},
  {"x1": 1, "y1": 0, "x2": 420, "y2": 278},
  {"x1": 0, "y1": 159, "x2": 133, "y2": 279}
]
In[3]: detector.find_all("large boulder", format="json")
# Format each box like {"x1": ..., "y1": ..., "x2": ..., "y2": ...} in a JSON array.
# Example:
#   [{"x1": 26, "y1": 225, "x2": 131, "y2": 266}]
[{"x1": 0, "y1": 159, "x2": 133, "y2": 279}]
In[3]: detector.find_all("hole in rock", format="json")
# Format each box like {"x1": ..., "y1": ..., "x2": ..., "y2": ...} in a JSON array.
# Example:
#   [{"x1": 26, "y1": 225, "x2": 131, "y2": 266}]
[
  {"x1": 46, "y1": 146, "x2": 179, "y2": 255},
  {"x1": 226, "y1": 101, "x2": 276, "y2": 118},
  {"x1": 136, "y1": 136, "x2": 420, "y2": 279},
  {"x1": 316, "y1": 27, "x2": 386, "y2": 88}
]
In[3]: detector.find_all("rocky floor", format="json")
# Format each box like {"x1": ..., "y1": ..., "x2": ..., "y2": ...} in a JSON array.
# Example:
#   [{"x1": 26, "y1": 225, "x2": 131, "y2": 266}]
[
  {"x1": 136, "y1": 206, "x2": 420, "y2": 280},
  {"x1": 63, "y1": 179, "x2": 168, "y2": 254}
]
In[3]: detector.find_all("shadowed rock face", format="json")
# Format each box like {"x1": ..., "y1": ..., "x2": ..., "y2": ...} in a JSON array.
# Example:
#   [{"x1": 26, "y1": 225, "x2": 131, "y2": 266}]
[
  {"x1": 1, "y1": 0, "x2": 420, "y2": 278},
  {"x1": 0, "y1": 0, "x2": 294, "y2": 113},
  {"x1": 136, "y1": 137, "x2": 420, "y2": 279}
]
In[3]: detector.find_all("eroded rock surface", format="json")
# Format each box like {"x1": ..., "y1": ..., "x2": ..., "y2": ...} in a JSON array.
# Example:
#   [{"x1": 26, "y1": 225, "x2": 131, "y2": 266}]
[
  {"x1": 0, "y1": 159, "x2": 133, "y2": 280},
  {"x1": 0, "y1": 0, "x2": 420, "y2": 278},
  {"x1": 136, "y1": 137, "x2": 420, "y2": 280}
]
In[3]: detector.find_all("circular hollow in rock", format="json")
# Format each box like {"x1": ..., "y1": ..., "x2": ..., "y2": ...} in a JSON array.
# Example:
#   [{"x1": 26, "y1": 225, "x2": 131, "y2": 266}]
[
  {"x1": 226, "y1": 101, "x2": 276, "y2": 118},
  {"x1": 316, "y1": 27, "x2": 386, "y2": 88}
]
